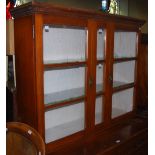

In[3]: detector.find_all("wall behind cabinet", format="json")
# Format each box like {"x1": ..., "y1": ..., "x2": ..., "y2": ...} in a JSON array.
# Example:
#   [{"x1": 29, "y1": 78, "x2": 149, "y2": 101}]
[{"x1": 37, "y1": 0, "x2": 100, "y2": 10}]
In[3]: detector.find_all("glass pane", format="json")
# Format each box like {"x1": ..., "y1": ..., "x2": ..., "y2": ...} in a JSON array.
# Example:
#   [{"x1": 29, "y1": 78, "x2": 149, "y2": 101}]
[
  {"x1": 113, "y1": 61, "x2": 135, "y2": 87},
  {"x1": 95, "y1": 96, "x2": 103, "y2": 125},
  {"x1": 114, "y1": 32, "x2": 137, "y2": 58},
  {"x1": 44, "y1": 67, "x2": 85, "y2": 105},
  {"x1": 45, "y1": 102, "x2": 85, "y2": 143},
  {"x1": 112, "y1": 88, "x2": 134, "y2": 118},
  {"x1": 96, "y1": 63, "x2": 104, "y2": 92},
  {"x1": 97, "y1": 28, "x2": 105, "y2": 60},
  {"x1": 43, "y1": 25, "x2": 87, "y2": 64}
]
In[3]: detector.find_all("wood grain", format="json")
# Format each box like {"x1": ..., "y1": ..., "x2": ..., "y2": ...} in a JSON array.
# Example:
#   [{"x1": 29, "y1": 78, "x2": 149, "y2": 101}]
[{"x1": 6, "y1": 122, "x2": 45, "y2": 155}]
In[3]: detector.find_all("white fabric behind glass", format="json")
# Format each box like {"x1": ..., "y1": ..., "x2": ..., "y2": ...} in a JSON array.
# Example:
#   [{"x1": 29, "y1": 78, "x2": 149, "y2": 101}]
[
  {"x1": 114, "y1": 32, "x2": 137, "y2": 58},
  {"x1": 97, "y1": 29, "x2": 105, "y2": 60},
  {"x1": 113, "y1": 61, "x2": 135, "y2": 84},
  {"x1": 96, "y1": 64, "x2": 104, "y2": 92},
  {"x1": 112, "y1": 88, "x2": 133, "y2": 118},
  {"x1": 44, "y1": 67, "x2": 85, "y2": 94},
  {"x1": 43, "y1": 26, "x2": 87, "y2": 63},
  {"x1": 45, "y1": 102, "x2": 84, "y2": 142},
  {"x1": 95, "y1": 97, "x2": 103, "y2": 125}
]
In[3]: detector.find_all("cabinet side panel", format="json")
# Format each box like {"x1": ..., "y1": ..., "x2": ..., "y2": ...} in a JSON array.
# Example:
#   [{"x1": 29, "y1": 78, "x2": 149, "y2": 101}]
[
  {"x1": 137, "y1": 43, "x2": 148, "y2": 107},
  {"x1": 14, "y1": 16, "x2": 37, "y2": 128}
]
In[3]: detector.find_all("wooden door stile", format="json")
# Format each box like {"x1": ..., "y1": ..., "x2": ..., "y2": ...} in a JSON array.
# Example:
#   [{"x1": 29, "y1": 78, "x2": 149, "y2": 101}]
[
  {"x1": 85, "y1": 20, "x2": 97, "y2": 136},
  {"x1": 133, "y1": 30, "x2": 142, "y2": 112},
  {"x1": 104, "y1": 23, "x2": 114, "y2": 127}
]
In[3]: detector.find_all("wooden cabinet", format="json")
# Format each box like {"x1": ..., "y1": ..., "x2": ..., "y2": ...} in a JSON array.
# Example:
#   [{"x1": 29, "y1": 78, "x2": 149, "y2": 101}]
[
  {"x1": 11, "y1": 2, "x2": 145, "y2": 154},
  {"x1": 137, "y1": 33, "x2": 148, "y2": 108}
]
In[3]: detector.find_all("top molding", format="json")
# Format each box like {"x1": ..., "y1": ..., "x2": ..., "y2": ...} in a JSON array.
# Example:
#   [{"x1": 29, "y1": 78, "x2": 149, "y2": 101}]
[{"x1": 11, "y1": 2, "x2": 145, "y2": 27}]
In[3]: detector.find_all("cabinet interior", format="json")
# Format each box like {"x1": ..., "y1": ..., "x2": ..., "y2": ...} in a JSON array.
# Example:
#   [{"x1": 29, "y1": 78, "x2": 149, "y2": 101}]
[
  {"x1": 95, "y1": 96, "x2": 103, "y2": 125},
  {"x1": 113, "y1": 61, "x2": 135, "y2": 87},
  {"x1": 96, "y1": 63, "x2": 104, "y2": 92},
  {"x1": 114, "y1": 32, "x2": 137, "y2": 58},
  {"x1": 43, "y1": 25, "x2": 137, "y2": 143},
  {"x1": 44, "y1": 67, "x2": 85, "y2": 105},
  {"x1": 43, "y1": 25, "x2": 87, "y2": 64},
  {"x1": 45, "y1": 102, "x2": 85, "y2": 143},
  {"x1": 112, "y1": 88, "x2": 134, "y2": 118},
  {"x1": 97, "y1": 28, "x2": 105, "y2": 60}
]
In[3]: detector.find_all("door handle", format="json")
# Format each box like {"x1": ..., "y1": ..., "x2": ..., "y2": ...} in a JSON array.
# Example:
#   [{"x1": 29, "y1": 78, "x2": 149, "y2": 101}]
[
  {"x1": 109, "y1": 75, "x2": 113, "y2": 85},
  {"x1": 89, "y1": 77, "x2": 93, "y2": 88}
]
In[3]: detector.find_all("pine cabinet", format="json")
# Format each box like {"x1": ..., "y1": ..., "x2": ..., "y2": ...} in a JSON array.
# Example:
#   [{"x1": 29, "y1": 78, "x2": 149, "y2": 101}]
[{"x1": 11, "y1": 2, "x2": 145, "y2": 154}]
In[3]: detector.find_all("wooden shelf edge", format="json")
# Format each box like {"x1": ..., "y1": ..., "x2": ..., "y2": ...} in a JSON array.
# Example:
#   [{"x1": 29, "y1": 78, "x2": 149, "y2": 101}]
[
  {"x1": 97, "y1": 60, "x2": 105, "y2": 64},
  {"x1": 44, "y1": 61, "x2": 86, "y2": 70},
  {"x1": 114, "y1": 57, "x2": 137, "y2": 63},
  {"x1": 45, "y1": 96, "x2": 85, "y2": 111},
  {"x1": 96, "y1": 91, "x2": 105, "y2": 97},
  {"x1": 113, "y1": 83, "x2": 135, "y2": 93}
]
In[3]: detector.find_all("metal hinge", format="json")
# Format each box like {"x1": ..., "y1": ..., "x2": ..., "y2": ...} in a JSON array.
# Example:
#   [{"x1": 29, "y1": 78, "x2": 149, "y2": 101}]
[{"x1": 32, "y1": 25, "x2": 35, "y2": 39}]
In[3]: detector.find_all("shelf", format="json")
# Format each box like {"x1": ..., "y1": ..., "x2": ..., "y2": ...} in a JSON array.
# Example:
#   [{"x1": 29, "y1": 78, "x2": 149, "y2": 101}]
[
  {"x1": 112, "y1": 107, "x2": 128, "y2": 118},
  {"x1": 95, "y1": 104, "x2": 132, "y2": 121},
  {"x1": 113, "y1": 81, "x2": 127, "y2": 87},
  {"x1": 45, "y1": 117, "x2": 84, "y2": 143},
  {"x1": 45, "y1": 109, "x2": 103, "y2": 143},
  {"x1": 95, "y1": 108, "x2": 130, "y2": 122},
  {"x1": 95, "y1": 108, "x2": 131, "y2": 123},
  {"x1": 97, "y1": 59, "x2": 105, "y2": 64},
  {"x1": 44, "y1": 84, "x2": 104, "y2": 110},
  {"x1": 96, "y1": 91, "x2": 104, "y2": 97},
  {"x1": 44, "y1": 61, "x2": 86, "y2": 70},
  {"x1": 44, "y1": 59, "x2": 104, "y2": 70},
  {"x1": 96, "y1": 83, "x2": 104, "y2": 97},
  {"x1": 96, "y1": 83, "x2": 103, "y2": 92},
  {"x1": 44, "y1": 59, "x2": 86, "y2": 65},
  {"x1": 44, "y1": 81, "x2": 133, "y2": 110},
  {"x1": 45, "y1": 96, "x2": 84, "y2": 111},
  {"x1": 95, "y1": 112, "x2": 103, "y2": 125},
  {"x1": 114, "y1": 57, "x2": 137, "y2": 63},
  {"x1": 113, "y1": 82, "x2": 135, "y2": 93},
  {"x1": 44, "y1": 87, "x2": 85, "y2": 108}
]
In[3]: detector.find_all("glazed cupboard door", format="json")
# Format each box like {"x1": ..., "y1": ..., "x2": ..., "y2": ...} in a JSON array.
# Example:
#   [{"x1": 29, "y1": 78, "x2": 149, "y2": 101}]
[
  {"x1": 95, "y1": 27, "x2": 106, "y2": 125},
  {"x1": 111, "y1": 28, "x2": 139, "y2": 119},
  {"x1": 42, "y1": 19, "x2": 89, "y2": 144}
]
